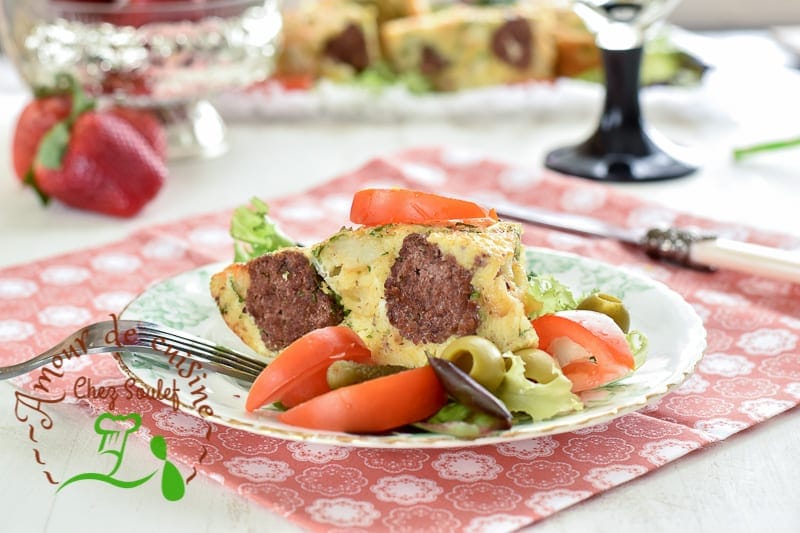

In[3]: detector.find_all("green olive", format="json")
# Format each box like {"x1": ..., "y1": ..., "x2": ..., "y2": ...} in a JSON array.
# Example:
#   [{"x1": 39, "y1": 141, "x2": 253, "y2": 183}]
[
  {"x1": 439, "y1": 336, "x2": 505, "y2": 392},
  {"x1": 577, "y1": 292, "x2": 630, "y2": 333},
  {"x1": 514, "y1": 348, "x2": 560, "y2": 384}
]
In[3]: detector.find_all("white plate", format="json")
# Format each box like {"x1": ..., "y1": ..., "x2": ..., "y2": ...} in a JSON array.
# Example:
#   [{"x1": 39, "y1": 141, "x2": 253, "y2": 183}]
[
  {"x1": 118, "y1": 248, "x2": 706, "y2": 449},
  {"x1": 213, "y1": 78, "x2": 602, "y2": 121}
]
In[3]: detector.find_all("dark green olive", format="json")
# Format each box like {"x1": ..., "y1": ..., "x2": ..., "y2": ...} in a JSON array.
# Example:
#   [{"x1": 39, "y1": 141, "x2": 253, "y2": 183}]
[
  {"x1": 326, "y1": 361, "x2": 406, "y2": 389},
  {"x1": 577, "y1": 292, "x2": 630, "y2": 333},
  {"x1": 439, "y1": 336, "x2": 505, "y2": 392}
]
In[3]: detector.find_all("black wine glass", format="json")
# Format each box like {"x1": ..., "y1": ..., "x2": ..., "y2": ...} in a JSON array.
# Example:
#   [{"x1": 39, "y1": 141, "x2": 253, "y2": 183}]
[{"x1": 545, "y1": 0, "x2": 696, "y2": 182}]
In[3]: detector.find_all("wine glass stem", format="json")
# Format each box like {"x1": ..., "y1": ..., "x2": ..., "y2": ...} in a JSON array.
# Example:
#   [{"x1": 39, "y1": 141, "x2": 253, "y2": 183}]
[{"x1": 587, "y1": 46, "x2": 650, "y2": 155}]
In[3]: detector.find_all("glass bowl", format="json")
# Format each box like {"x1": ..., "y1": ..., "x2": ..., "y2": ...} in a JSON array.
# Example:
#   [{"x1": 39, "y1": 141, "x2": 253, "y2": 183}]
[{"x1": 0, "y1": 0, "x2": 282, "y2": 158}]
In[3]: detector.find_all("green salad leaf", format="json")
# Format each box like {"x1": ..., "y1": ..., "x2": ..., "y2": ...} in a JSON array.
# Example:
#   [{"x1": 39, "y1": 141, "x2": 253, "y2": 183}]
[
  {"x1": 415, "y1": 402, "x2": 509, "y2": 439},
  {"x1": 352, "y1": 61, "x2": 433, "y2": 95},
  {"x1": 627, "y1": 329, "x2": 649, "y2": 370},
  {"x1": 526, "y1": 274, "x2": 578, "y2": 319},
  {"x1": 230, "y1": 197, "x2": 295, "y2": 262},
  {"x1": 494, "y1": 354, "x2": 583, "y2": 421}
]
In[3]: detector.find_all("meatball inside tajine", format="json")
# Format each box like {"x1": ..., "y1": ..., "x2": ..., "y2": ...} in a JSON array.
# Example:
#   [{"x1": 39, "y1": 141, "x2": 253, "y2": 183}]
[{"x1": 210, "y1": 222, "x2": 538, "y2": 366}]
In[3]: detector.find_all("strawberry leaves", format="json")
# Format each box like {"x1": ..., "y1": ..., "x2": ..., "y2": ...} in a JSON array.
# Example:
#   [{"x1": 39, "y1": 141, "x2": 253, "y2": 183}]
[
  {"x1": 25, "y1": 74, "x2": 97, "y2": 203},
  {"x1": 23, "y1": 169, "x2": 50, "y2": 205},
  {"x1": 39, "y1": 74, "x2": 96, "y2": 158},
  {"x1": 29, "y1": 120, "x2": 71, "y2": 205},
  {"x1": 35, "y1": 121, "x2": 71, "y2": 170}
]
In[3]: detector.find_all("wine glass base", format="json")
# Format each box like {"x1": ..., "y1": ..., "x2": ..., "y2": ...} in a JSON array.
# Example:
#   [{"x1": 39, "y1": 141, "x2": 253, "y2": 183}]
[
  {"x1": 545, "y1": 143, "x2": 696, "y2": 183},
  {"x1": 151, "y1": 100, "x2": 229, "y2": 161}
]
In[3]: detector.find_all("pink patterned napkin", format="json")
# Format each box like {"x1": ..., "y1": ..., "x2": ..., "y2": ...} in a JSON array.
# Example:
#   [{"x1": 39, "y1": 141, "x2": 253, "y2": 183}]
[{"x1": 3, "y1": 148, "x2": 799, "y2": 532}]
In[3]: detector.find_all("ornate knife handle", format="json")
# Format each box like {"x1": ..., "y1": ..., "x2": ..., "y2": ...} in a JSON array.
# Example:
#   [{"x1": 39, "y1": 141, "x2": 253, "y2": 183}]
[
  {"x1": 641, "y1": 228, "x2": 717, "y2": 270},
  {"x1": 641, "y1": 228, "x2": 800, "y2": 283}
]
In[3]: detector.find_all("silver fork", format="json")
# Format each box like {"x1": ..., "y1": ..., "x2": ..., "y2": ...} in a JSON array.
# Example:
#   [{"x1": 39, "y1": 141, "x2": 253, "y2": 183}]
[{"x1": 0, "y1": 319, "x2": 266, "y2": 383}]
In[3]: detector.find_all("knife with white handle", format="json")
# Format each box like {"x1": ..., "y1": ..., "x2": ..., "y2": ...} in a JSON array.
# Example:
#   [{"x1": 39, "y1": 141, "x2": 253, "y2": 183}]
[{"x1": 491, "y1": 201, "x2": 800, "y2": 284}]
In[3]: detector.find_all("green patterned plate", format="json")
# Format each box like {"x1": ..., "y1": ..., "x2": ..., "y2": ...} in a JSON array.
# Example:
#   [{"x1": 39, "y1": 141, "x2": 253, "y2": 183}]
[{"x1": 118, "y1": 247, "x2": 706, "y2": 448}]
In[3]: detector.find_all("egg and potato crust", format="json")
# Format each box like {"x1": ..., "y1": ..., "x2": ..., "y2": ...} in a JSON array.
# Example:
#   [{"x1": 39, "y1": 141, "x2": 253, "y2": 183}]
[{"x1": 210, "y1": 221, "x2": 538, "y2": 366}]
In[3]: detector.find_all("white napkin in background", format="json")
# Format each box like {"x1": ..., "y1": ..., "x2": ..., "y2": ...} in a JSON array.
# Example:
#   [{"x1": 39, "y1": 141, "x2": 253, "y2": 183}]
[
  {"x1": 0, "y1": 58, "x2": 26, "y2": 95},
  {"x1": 771, "y1": 25, "x2": 800, "y2": 64}
]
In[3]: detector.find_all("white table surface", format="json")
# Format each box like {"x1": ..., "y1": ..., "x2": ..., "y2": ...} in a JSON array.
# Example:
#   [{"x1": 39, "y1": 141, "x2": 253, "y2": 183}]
[{"x1": 1, "y1": 32, "x2": 800, "y2": 533}]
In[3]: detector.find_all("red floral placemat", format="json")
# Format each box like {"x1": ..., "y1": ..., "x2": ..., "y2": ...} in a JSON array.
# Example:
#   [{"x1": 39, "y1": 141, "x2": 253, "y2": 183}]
[{"x1": 3, "y1": 148, "x2": 799, "y2": 532}]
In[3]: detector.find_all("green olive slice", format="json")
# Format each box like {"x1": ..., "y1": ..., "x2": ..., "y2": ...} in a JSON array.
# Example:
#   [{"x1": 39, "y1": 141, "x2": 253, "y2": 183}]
[
  {"x1": 576, "y1": 292, "x2": 630, "y2": 333},
  {"x1": 514, "y1": 348, "x2": 560, "y2": 384},
  {"x1": 439, "y1": 336, "x2": 505, "y2": 392}
]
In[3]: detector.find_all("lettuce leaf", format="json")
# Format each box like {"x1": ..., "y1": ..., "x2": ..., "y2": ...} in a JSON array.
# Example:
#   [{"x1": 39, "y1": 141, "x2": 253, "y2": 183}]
[
  {"x1": 526, "y1": 274, "x2": 578, "y2": 319},
  {"x1": 352, "y1": 61, "x2": 432, "y2": 95},
  {"x1": 230, "y1": 197, "x2": 295, "y2": 262},
  {"x1": 415, "y1": 402, "x2": 509, "y2": 439},
  {"x1": 494, "y1": 354, "x2": 583, "y2": 421},
  {"x1": 627, "y1": 329, "x2": 649, "y2": 370}
]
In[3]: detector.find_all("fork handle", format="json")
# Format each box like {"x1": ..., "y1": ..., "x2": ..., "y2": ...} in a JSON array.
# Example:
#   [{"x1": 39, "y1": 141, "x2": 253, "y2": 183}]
[{"x1": 0, "y1": 352, "x2": 58, "y2": 380}]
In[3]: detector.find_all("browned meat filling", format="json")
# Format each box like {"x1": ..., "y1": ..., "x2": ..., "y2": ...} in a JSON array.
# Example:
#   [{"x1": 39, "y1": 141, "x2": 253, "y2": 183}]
[
  {"x1": 246, "y1": 251, "x2": 344, "y2": 351},
  {"x1": 384, "y1": 233, "x2": 479, "y2": 344},
  {"x1": 491, "y1": 18, "x2": 532, "y2": 69},
  {"x1": 420, "y1": 45, "x2": 449, "y2": 75},
  {"x1": 324, "y1": 24, "x2": 369, "y2": 72}
]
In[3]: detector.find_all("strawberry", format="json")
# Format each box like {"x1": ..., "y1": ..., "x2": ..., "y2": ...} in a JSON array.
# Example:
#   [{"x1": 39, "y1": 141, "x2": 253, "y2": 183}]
[
  {"x1": 11, "y1": 95, "x2": 71, "y2": 182},
  {"x1": 33, "y1": 112, "x2": 166, "y2": 218},
  {"x1": 106, "y1": 106, "x2": 168, "y2": 160}
]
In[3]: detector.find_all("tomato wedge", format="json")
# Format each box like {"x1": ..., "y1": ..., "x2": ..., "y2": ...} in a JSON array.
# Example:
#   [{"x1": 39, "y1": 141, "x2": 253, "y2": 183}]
[
  {"x1": 279, "y1": 366, "x2": 447, "y2": 433},
  {"x1": 350, "y1": 188, "x2": 498, "y2": 226},
  {"x1": 532, "y1": 310, "x2": 634, "y2": 393},
  {"x1": 245, "y1": 326, "x2": 372, "y2": 412}
]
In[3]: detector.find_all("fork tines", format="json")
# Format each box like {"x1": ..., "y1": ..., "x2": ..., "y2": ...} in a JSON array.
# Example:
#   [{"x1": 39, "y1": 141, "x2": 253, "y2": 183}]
[{"x1": 137, "y1": 325, "x2": 265, "y2": 375}]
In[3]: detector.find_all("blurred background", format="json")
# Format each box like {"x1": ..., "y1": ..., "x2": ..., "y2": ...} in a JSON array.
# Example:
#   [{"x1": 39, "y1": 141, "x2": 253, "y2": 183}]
[{"x1": 672, "y1": 0, "x2": 800, "y2": 29}]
